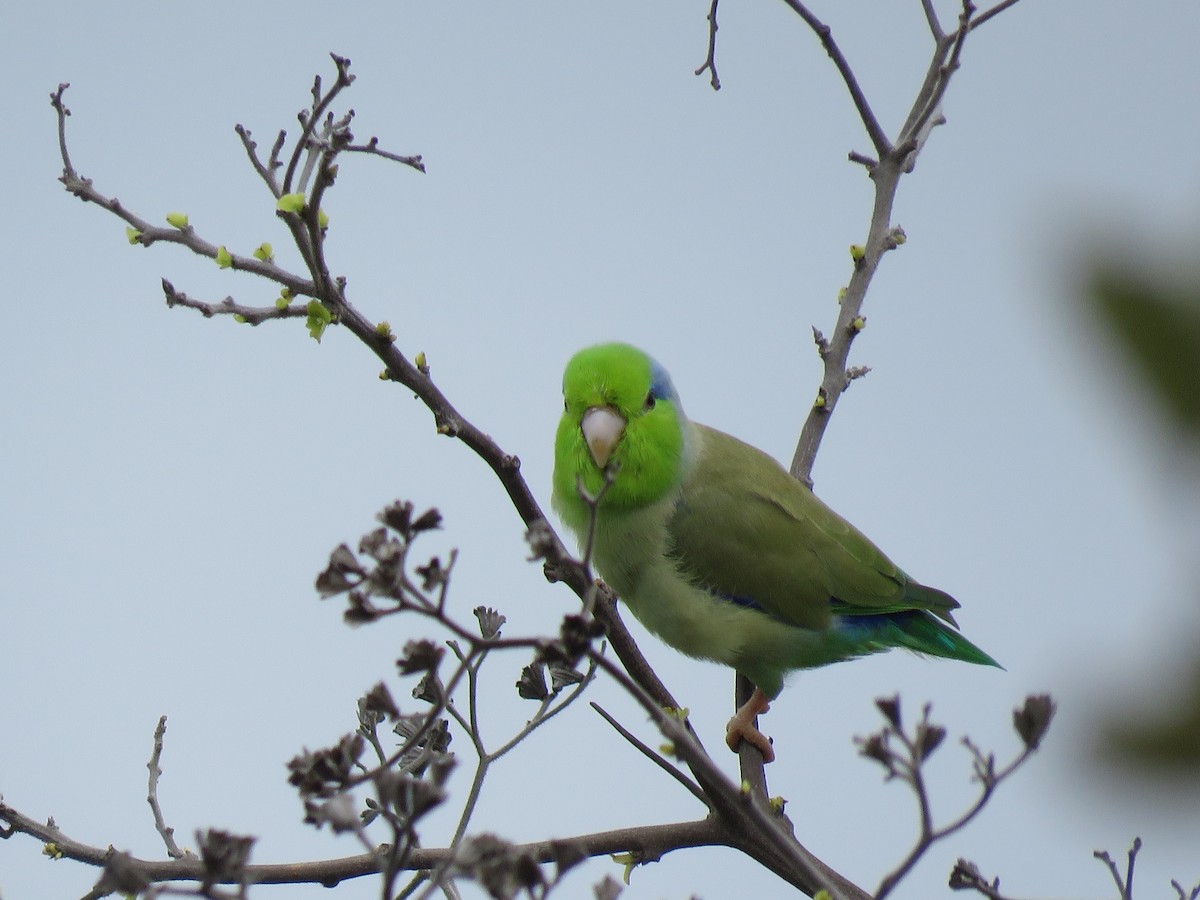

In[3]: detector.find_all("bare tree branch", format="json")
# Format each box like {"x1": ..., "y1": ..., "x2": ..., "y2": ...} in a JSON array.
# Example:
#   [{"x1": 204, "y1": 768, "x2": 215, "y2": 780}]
[
  {"x1": 344, "y1": 136, "x2": 425, "y2": 171},
  {"x1": 1094, "y1": 837, "x2": 1141, "y2": 900},
  {"x1": 948, "y1": 858, "x2": 1019, "y2": 899},
  {"x1": 0, "y1": 798, "x2": 729, "y2": 890},
  {"x1": 859, "y1": 695, "x2": 1055, "y2": 899},
  {"x1": 146, "y1": 717, "x2": 191, "y2": 861},
  {"x1": 161, "y1": 279, "x2": 307, "y2": 324},
  {"x1": 920, "y1": 0, "x2": 946, "y2": 40},
  {"x1": 590, "y1": 701, "x2": 710, "y2": 807},
  {"x1": 776, "y1": 1, "x2": 890, "y2": 156},
  {"x1": 281, "y1": 53, "x2": 355, "y2": 193},
  {"x1": 694, "y1": 0, "x2": 722, "y2": 90},
  {"x1": 781, "y1": 0, "x2": 1023, "y2": 485},
  {"x1": 972, "y1": 0, "x2": 1024, "y2": 32}
]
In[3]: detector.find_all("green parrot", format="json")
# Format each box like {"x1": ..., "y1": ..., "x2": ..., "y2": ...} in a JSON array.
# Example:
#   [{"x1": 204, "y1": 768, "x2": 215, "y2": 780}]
[{"x1": 552, "y1": 342, "x2": 999, "y2": 762}]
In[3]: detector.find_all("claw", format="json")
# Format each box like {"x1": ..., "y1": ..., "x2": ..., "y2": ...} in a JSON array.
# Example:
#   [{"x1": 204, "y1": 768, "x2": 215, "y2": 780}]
[{"x1": 725, "y1": 688, "x2": 775, "y2": 763}]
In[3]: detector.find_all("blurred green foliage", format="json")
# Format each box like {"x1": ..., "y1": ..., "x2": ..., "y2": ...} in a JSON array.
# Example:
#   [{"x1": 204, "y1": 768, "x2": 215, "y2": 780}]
[
  {"x1": 1085, "y1": 254, "x2": 1200, "y2": 772},
  {"x1": 1089, "y1": 265, "x2": 1200, "y2": 438}
]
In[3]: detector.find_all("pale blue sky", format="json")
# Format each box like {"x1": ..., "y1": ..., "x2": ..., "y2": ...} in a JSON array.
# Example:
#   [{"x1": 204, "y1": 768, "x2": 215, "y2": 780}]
[{"x1": 4, "y1": 2, "x2": 1199, "y2": 898}]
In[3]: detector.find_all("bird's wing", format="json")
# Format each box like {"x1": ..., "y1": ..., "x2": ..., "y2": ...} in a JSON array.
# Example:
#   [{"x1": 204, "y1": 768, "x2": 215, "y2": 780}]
[{"x1": 667, "y1": 425, "x2": 958, "y2": 630}]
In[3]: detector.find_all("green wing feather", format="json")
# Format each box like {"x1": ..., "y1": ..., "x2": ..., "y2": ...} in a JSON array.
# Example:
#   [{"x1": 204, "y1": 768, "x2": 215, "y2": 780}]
[{"x1": 668, "y1": 425, "x2": 961, "y2": 629}]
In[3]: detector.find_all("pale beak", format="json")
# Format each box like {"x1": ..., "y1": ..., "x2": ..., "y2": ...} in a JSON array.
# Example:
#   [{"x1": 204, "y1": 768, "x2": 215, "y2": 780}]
[{"x1": 581, "y1": 406, "x2": 626, "y2": 469}]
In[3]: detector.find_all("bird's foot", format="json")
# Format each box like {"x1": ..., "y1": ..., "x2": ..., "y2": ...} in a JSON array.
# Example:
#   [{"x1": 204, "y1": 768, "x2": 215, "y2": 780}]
[{"x1": 726, "y1": 688, "x2": 774, "y2": 763}]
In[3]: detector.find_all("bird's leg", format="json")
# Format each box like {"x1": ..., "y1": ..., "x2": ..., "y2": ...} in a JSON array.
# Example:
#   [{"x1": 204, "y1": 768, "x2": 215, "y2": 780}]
[{"x1": 726, "y1": 688, "x2": 774, "y2": 763}]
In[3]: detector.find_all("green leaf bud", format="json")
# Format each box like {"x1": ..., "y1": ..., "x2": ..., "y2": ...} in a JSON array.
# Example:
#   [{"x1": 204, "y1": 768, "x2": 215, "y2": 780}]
[
  {"x1": 305, "y1": 299, "x2": 333, "y2": 342},
  {"x1": 277, "y1": 193, "x2": 306, "y2": 214}
]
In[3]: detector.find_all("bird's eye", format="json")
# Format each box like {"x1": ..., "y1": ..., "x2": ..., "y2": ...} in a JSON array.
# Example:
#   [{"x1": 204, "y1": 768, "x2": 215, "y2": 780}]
[
  {"x1": 563, "y1": 399, "x2": 569, "y2": 412},
  {"x1": 643, "y1": 391, "x2": 656, "y2": 411}
]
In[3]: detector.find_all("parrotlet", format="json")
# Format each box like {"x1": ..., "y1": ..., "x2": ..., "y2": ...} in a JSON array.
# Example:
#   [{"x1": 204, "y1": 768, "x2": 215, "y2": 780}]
[{"x1": 552, "y1": 342, "x2": 999, "y2": 762}]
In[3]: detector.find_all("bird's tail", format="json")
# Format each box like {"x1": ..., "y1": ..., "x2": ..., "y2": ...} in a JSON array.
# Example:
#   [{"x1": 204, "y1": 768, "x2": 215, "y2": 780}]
[{"x1": 841, "y1": 610, "x2": 1002, "y2": 668}]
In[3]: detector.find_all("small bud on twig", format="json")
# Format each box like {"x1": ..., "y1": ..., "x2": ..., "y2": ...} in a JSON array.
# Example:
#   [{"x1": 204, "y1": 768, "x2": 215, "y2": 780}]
[
  {"x1": 1013, "y1": 694, "x2": 1055, "y2": 750},
  {"x1": 811, "y1": 326, "x2": 829, "y2": 357},
  {"x1": 875, "y1": 694, "x2": 902, "y2": 729}
]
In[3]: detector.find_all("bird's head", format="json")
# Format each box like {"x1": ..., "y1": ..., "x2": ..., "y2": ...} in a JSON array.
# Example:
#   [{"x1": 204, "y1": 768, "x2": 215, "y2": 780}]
[{"x1": 553, "y1": 343, "x2": 689, "y2": 509}]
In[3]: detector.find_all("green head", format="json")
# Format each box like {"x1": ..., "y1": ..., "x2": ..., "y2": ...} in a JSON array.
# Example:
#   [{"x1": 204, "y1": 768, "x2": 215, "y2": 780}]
[{"x1": 553, "y1": 343, "x2": 690, "y2": 509}]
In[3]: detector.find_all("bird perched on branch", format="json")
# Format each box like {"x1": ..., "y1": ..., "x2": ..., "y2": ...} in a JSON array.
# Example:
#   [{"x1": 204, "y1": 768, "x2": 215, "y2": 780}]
[{"x1": 552, "y1": 342, "x2": 999, "y2": 762}]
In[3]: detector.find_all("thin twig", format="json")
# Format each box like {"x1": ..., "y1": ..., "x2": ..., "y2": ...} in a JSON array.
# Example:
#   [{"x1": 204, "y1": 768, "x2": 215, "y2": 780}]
[
  {"x1": 693, "y1": 0, "x2": 722, "y2": 90},
  {"x1": 590, "y1": 702, "x2": 709, "y2": 806},
  {"x1": 50, "y1": 89, "x2": 316, "y2": 299},
  {"x1": 494, "y1": 656, "x2": 599, "y2": 758},
  {"x1": 971, "y1": 0, "x2": 1024, "y2": 31},
  {"x1": 900, "y1": 0, "x2": 975, "y2": 160},
  {"x1": 847, "y1": 150, "x2": 877, "y2": 169},
  {"x1": 146, "y1": 717, "x2": 190, "y2": 860},
  {"x1": 345, "y1": 137, "x2": 426, "y2": 172},
  {"x1": 776, "y1": 1, "x2": 890, "y2": 156},
  {"x1": 920, "y1": 0, "x2": 945, "y2": 40},
  {"x1": 282, "y1": 53, "x2": 355, "y2": 192},
  {"x1": 438, "y1": 648, "x2": 599, "y2": 856},
  {"x1": 161, "y1": 279, "x2": 308, "y2": 324},
  {"x1": 1093, "y1": 838, "x2": 1141, "y2": 900},
  {"x1": 948, "y1": 859, "x2": 1016, "y2": 899},
  {"x1": 869, "y1": 699, "x2": 1045, "y2": 900},
  {"x1": 234, "y1": 125, "x2": 283, "y2": 197}
]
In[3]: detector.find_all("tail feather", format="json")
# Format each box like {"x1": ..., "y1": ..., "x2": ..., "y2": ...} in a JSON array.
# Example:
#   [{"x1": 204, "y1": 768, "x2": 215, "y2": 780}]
[
  {"x1": 840, "y1": 610, "x2": 1002, "y2": 668},
  {"x1": 903, "y1": 581, "x2": 961, "y2": 627}
]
